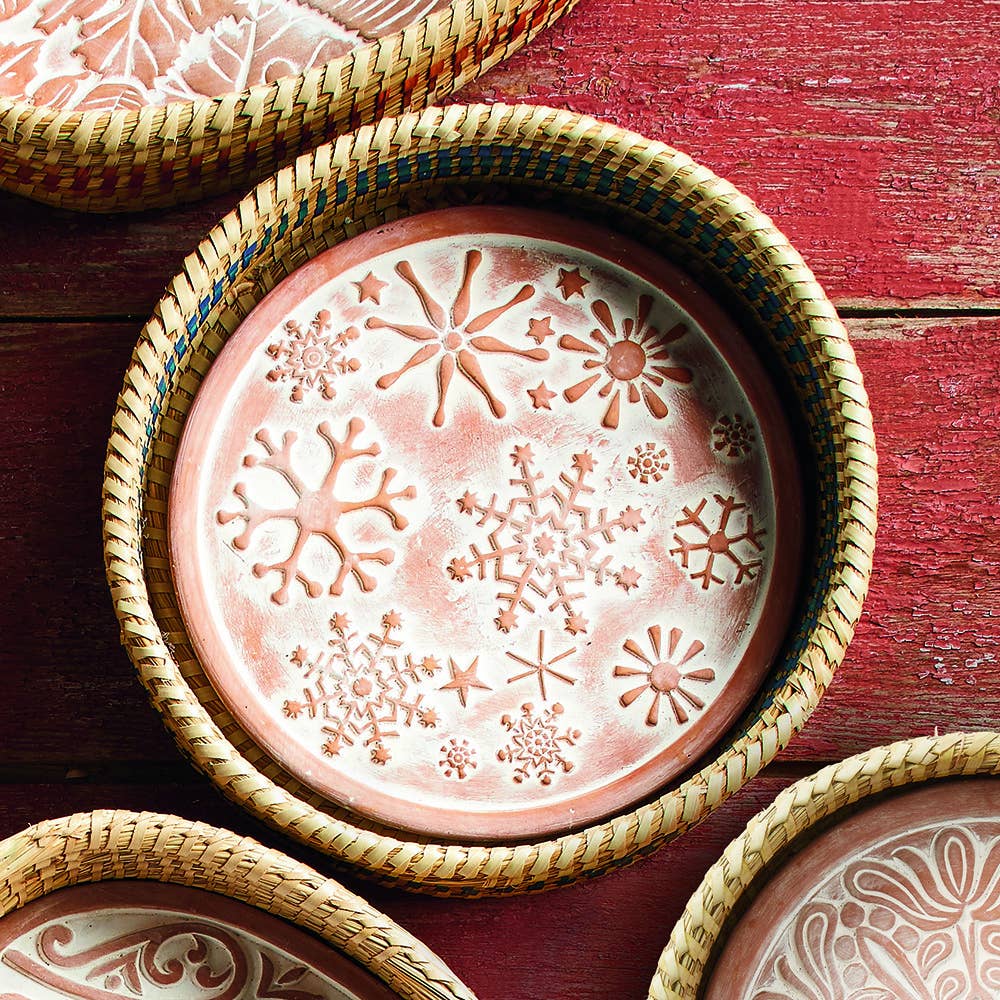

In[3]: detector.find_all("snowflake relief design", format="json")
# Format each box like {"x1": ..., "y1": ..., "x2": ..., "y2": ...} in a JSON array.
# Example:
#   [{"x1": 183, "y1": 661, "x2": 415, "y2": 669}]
[
  {"x1": 628, "y1": 442, "x2": 670, "y2": 484},
  {"x1": 614, "y1": 625, "x2": 715, "y2": 727},
  {"x1": 282, "y1": 611, "x2": 439, "y2": 765},
  {"x1": 497, "y1": 703, "x2": 580, "y2": 785},
  {"x1": 559, "y1": 294, "x2": 692, "y2": 429},
  {"x1": 448, "y1": 445, "x2": 646, "y2": 635},
  {"x1": 365, "y1": 249, "x2": 548, "y2": 426},
  {"x1": 439, "y1": 737, "x2": 478, "y2": 780},
  {"x1": 216, "y1": 417, "x2": 416, "y2": 604},
  {"x1": 713, "y1": 413, "x2": 755, "y2": 458},
  {"x1": 265, "y1": 308, "x2": 360, "y2": 402},
  {"x1": 670, "y1": 494, "x2": 766, "y2": 591}
]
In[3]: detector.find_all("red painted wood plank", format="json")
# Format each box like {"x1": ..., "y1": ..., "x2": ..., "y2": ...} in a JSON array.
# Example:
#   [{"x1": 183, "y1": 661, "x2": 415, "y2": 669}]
[
  {"x1": 1, "y1": 317, "x2": 997, "y2": 765},
  {"x1": 0, "y1": 1, "x2": 997, "y2": 318},
  {"x1": 459, "y1": 0, "x2": 1000, "y2": 309},
  {"x1": 0, "y1": 775, "x2": 794, "y2": 1000}
]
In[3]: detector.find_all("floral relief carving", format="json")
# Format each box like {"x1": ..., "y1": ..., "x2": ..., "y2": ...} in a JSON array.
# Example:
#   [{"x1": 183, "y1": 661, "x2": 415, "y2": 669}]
[{"x1": 747, "y1": 823, "x2": 1000, "y2": 1000}]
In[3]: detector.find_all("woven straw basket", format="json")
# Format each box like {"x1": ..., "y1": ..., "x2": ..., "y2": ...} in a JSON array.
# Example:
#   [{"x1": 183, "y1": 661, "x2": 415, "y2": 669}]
[
  {"x1": 0, "y1": 0, "x2": 573, "y2": 212},
  {"x1": 102, "y1": 103, "x2": 878, "y2": 896},
  {"x1": 650, "y1": 730, "x2": 1000, "y2": 999},
  {"x1": 0, "y1": 810, "x2": 476, "y2": 999}
]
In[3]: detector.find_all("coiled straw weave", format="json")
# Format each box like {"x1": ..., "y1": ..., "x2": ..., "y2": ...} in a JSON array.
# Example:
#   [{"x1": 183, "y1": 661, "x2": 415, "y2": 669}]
[
  {"x1": 0, "y1": 0, "x2": 574, "y2": 212},
  {"x1": 650, "y1": 730, "x2": 1000, "y2": 999},
  {"x1": 102, "y1": 103, "x2": 878, "y2": 895},
  {"x1": 0, "y1": 810, "x2": 477, "y2": 999}
]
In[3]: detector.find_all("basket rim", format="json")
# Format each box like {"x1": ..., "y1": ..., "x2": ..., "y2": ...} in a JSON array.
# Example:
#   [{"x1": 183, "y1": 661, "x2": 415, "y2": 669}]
[
  {"x1": 101, "y1": 101, "x2": 880, "y2": 895},
  {"x1": 648, "y1": 730, "x2": 1000, "y2": 999},
  {"x1": 0, "y1": 809, "x2": 477, "y2": 999},
  {"x1": 0, "y1": 0, "x2": 539, "y2": 128}
]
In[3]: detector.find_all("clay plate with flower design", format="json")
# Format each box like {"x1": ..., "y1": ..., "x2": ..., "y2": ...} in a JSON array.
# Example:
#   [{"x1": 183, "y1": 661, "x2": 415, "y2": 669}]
[
  {"x1": 705, "y1": 778, "x2": 1000, "y2": 1000},
  {"x1": 0, "y1": 881, "x2": 399, "y2": 998},
  {"x1": 0, "y1": 0, "x2": 450, "y2": 112},
  {"x1": 167, "y1": 205, "x2": 804, "y2": 842}
]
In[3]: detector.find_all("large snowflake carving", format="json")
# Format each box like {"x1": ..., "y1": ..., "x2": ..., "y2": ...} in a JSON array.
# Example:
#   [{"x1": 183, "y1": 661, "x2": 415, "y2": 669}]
[
  {"x1": 669, "y1": 493, "x2": 765, "y2": 590},
  {"x1": 614, "y1": 625, "x2": 715, "y2": 727},
  {"x1": 497, "y1": 702, "x2": 580, "y2": 785},
  {"x1": 559, "y1": 294, "x2": 692, "y2": 429},
  {"x1": 217, "y1": 417, "x2": 416, "y2": 604},
  {"x1": 265, "y1": 308, "x2": 360, "y2": 402},
  {"x1": 365, "y1": 249, "x2": 548, "y2": 426},
  {"x1": 448, "y1": 445, "x2": 646, "y2": 635},
  {"x1": 282, "y1": 611, "x2": 440, "y2": 765}
]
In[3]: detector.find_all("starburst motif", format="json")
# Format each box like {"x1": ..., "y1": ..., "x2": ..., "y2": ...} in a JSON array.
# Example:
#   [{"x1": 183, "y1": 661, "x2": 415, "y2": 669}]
[
  {"x1": 439, "y1": 737, "x2": 478, "y2": 779},
  {"x1": 216, "y1": 417, "x2": 415, "y2": 604},
  {"x1": 354, "y1": 271, "x2": 387, "y2": 304},
  {"x1": 670, "y1": 494, "x2": 765, "y2": 590},
  {"x1": 282, "y1": 612, "x2": 440, "y2": 765},
  {"x1": 526, "y1": 316, "x2": 555, "y2": 344},
  {"x1": 497, "y1": 702, "x2": 580, "y2": 784},
  {"x1": 627, "y1": 442, "x2": 670, "y2": 484},
  {"x1": 614, "y1": 625, "x2": 715, "y2": 726},
  {"x1": 265, "y1": 309, "x2": 360, "y2": 403},
  {"x1": 448, "y1": 445, "x2": 646, "y2": 634},
  {"x1": 527, "y1": 382, "x2": 557, "y2": 409},
  {"x1": 505, "y1": 630, "x2": 577, "y2": 699},
  {"x1": 366, "y1": 249, "x2": 548, "y2": 426},
  {"x1": 712, "y1": 413, "x2": 755, "y2": 458},
  {"x1": 560, "y1": 294, "x2": 692, "y2": 429}
]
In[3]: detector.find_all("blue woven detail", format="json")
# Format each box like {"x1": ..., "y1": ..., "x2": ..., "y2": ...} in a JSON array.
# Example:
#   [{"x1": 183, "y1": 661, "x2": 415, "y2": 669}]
[
  {"x1": 174, "y1": 334, "x2": 187, "y2": 359},
  {"x1": 532, "y1": 150, "x2": 553, "y2": 179},
  {"x1": 295, "y1": 201, "x2": 308, "y2": 227},
  {"x1": 416, "y1": 152, "x2": 434, "y2": 180},
  {"x1": 315, "y1": 189, "x2": 328, "y2": 215},
  {"x1": 356, "y1": 172, "x2": 369, "y2": 195},
  {"x1": 396, "y1": 159, "x2": 412, "y2": 184},
  {"x1": 336, "y1": 179, "x2": 349, "y2": 203}
]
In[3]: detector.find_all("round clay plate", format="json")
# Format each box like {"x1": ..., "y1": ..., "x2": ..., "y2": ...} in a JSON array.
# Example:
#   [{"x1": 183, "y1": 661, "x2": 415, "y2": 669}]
[
  {"x1": 706, "y1": 778, "x2": 1000, "y2": 1000},
  {"x1": 0, "y1": 0, "x2": 449, "y2": 112},
  {"x1": 0, "y1": 881, "x2": 398, "y2": 998},
  {"x1": 168, "y1": 205, "x2": 803, "y2": 841}
]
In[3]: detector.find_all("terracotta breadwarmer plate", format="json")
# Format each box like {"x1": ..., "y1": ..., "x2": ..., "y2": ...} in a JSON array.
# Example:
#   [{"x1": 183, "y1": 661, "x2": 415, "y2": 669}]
[
  {"x1": 0, "y1": 0, "x2": 574, "y2": 209},
  {"x1": 105, "y1": 104, "x2": 878, "y2": 894},
  {"x1": 651, "y1": 732, "x2": 1000, "y2": 1000},
  {"x1": 0, "y1": 810, "x2": 477, "y2": 999},
  {"x1": 167, "y1": 204, "x2": 803, "y2": 843}
]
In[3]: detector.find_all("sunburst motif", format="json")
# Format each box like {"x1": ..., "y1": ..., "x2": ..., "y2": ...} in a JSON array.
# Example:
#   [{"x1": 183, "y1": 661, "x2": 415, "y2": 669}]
[
  {"x1": 614, "y1": 624, "x2": 715, "y2": 727},
  {"x1": 366, "y1": 249, "x2": 548, "y2": 426},
  {"x1": 560, "y1": 294, "x2": 692, "y2": 429}
]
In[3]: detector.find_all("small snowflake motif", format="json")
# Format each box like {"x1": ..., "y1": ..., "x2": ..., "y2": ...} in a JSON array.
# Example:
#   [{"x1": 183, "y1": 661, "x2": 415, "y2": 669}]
[
  {"x1": 217, "y1": 418, "x2": 415, "y2": 604},
  {"x1": 670, "y1": 494, "x2": 765, "y2": 590},
  {"x1": 614, "y1": 625, "x2": 715, "y2": 726},
  {"x1": 448, "y1": 445, "x2": 646, "y2": 634},
  {"x1": 627, "y1": 442, "x2": 670, "y2": 484},
  {"x1": 712, "y1": 414, "x2": 755, "y2": 458},
  {"x1": 497, "y1": 702, "x2": 580, "y2": 785},
  {"x1": 265, "y1": 309, "x2": 360, "y2": 403},
  {"x1": 439, "y1": 737, "x2": 478, "y2": 780},
  {"x1": 282, "y1": 611, "x2": 440, "y2": 766}
]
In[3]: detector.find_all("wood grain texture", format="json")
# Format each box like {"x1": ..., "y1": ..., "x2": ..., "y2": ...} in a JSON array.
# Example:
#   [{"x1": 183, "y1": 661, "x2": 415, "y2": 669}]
[
  {"x1": 1, "y1": 0, "x2": 998, "y2": 318},
  {"x1": 0, "y1": 775, "x2": 795, "y2": 1000},
  {"x1": 1, "y1": 4, "x2": 997, "y2": 998},
  {"x1": 2, "y1": 317, "x2": 997, "y2": 763}
]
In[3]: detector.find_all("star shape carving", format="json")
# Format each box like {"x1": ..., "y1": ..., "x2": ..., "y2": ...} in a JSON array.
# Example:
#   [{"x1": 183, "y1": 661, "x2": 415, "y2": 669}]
[
  {"x1": 556, "y1": 267, "x2": 589, "y2": 299},
  {"x1": 354, "y1": 271, "x2": 388, "y2": 304},
  {"x1": 527, "y1": 382, "x2": 557, "y2": 410},
  {"x1": 438, "y1": 656, "x2": 492, "y2": 707},
  {"x1": 526, "y1": 316, "x2": 555, "y2": 344}
]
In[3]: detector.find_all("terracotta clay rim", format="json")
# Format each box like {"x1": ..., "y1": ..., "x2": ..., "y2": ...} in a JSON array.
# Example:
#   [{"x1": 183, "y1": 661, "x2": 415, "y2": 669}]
[
  {"x1": 0, "y1": 881, "x2": 398, "y2": 1000},
  {"x1": 167, "y1": 205, "x2": 804, "y2": 841},
  {"x1": 651, "y1": 731, "x2": 1000, "y2": 1000}
]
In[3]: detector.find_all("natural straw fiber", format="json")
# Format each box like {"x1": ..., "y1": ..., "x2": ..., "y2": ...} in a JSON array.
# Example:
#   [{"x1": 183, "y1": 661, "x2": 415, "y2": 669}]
[
  {"x1": 102, "y1": 103, "x2": 879, "y2": 895},
  {"x1": 0, "y1": 810, "x2": 476, "y2": 999},
  {"x1": 0, "y1": 0, "x2": 574, "y2": 212},
  {"x1": 650, "y1": 730, "x2": 1000, "y2": 1000}
]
